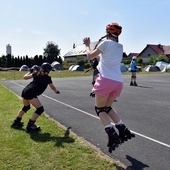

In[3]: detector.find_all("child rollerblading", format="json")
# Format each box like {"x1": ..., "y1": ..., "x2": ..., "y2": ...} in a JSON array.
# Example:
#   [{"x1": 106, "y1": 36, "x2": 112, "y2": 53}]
[
  {"x1": 83, "y1": 22, "x2": 135, "y2": 152},
  {"x1": 11, "y1": 63, "x2": 60, "y2": 132},
  {"x1": 129, "y1": 56, "x2": 138, "y2": 86}
]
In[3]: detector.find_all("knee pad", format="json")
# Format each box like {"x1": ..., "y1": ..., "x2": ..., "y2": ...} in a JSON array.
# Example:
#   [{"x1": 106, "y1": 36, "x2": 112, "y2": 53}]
[
  {"x1": 35, "y1": 106, "x2": 44, "y2": 115},
  {"x1": 22, "y1": 105, "x2": 30, "y2": 112},
  {"x1": 95, "y1": 106, "x2": 106, "y2": 116},
  {"x1": 131, "y1": 76, "x2": 134, "y2": 79},
  {"x1": 134, "y1": 76, "x2": 136, "y2": 79},
  {"x1": 105, "y1": 106, "x2": 112, "y2": 114},
  {"x1": 92, "y1": 81, "x2": 95, "y2": 86}
]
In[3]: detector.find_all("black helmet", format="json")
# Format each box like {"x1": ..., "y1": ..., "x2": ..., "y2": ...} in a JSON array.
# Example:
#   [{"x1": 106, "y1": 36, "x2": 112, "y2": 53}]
[
  {"x1": 41, "y1": 62, "x2": 52, "y2": 73},
  {"x1": 30, "y1": 65, "x2": 40, "y2": 73}
]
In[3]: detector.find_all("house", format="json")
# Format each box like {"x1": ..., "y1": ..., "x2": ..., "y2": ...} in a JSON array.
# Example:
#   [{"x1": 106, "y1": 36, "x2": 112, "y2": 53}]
[
  {"x1": 63, "y1": 41, "x2": 98, "y2": 61},
  {"x1": 137, "y1": 44, "x2": 170, "y2": 63}
]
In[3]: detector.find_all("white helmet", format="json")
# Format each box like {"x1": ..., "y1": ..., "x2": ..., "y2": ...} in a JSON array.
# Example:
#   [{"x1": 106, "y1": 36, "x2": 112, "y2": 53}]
[{"x1": 132, "y1": 56, "x2": 136, "y2": 60}]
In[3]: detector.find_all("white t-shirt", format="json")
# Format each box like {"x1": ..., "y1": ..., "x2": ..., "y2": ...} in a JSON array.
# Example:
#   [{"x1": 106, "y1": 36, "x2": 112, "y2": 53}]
[{"x1": 97, "y1": 39, "x2": 123, "y2": 82}]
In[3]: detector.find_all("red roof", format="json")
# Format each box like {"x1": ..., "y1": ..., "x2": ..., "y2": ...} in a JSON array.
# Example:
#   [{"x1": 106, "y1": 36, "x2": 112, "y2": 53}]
[{"x1": 147, "y1": 44, "x2": 164, "y2": 54}]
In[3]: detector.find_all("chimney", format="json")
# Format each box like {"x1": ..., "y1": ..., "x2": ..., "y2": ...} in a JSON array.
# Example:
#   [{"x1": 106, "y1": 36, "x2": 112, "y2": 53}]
[
  {"x1": 73, "y1": 43, "x2": 75, "y2": 49},
  {"x1": 158, "y1": 44, "x2": 164, "y2": 54}
]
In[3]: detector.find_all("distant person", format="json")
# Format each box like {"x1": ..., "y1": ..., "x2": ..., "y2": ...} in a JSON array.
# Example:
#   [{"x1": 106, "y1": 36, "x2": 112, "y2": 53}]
[
  {"x1": 89, "y1": 57, "x2": 99, "y2": 97},
  {"x1": 129, "y1": 56, "x2": 138, "y2": 86},
  {"x1": 11, "y1": 63, "x2": 60, "y2": 132},
  {"x1": 83, "y1": 22, "x2": 135, "y2": 153},
  {"x1": 85, "y1": 57, "x2": 100, "y2": 97}
]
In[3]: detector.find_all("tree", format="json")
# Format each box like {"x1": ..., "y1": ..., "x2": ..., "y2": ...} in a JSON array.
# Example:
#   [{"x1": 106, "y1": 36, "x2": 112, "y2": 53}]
[
  {"x1": 156, "y1": 55, "x2": 169, "y2": 63},
  {"x1": 76, "y1": 56, "x2": 85, "y2": 66},
  {"x1": 149, "y1": 54, "x2": 169, "y2": 65},
  {"x1": 1, "y1": 55, "x2": 7, "y2": 67},
  {"x1": 6, "y1": 54, "x2": 11, "y2": 67},
  {"x1": 149, "y1": 56, "x2": 157, "y2": 65},
  {"x1": 43, "y1": 41, "x2": 61, "y2": 64},
  {"x1": 33, "y1": 55, "x2": 39, "y2": 65},
  {"x1": 136, "y1": 56, "x2": 143, "y2": 66}
]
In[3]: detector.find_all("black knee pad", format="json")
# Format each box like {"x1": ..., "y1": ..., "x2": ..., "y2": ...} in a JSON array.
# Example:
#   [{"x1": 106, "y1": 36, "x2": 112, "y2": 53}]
[
  {"x1": 22, "y1": 105, "x2": 30, "y2": 112},
  {"x1": 131, "y1": 76, "x2": 134, "y2": 79},
  {"x1": 95, "y1": 106, "x2": 106, "y2": 116},
  {"x1": 35, "y1": 106, "x2": 44, "y2": 115},
  {"x1": 105, "y1": 106, "x2": 112, "y2": 114}
]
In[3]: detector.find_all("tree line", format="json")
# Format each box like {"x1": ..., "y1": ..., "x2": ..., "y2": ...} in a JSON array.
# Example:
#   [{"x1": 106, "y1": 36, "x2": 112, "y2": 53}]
[{"x1": 0, "y1": 41, "x2": 63, "y2": 68}]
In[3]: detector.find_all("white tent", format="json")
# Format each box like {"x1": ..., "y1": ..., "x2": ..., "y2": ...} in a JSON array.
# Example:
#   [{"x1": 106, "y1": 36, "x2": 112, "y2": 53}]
[
  {"x1": 161, "y1": 64, "x2": 170, "y2": 72},
  {"x1": 155, "y1": 61, "x2": 169, "y2": 71},
  {"x1": 19, "y1": 65, "x2": 29, "y2": 71},
  {"x1": 69, "y1": 65, "x2": 75, "y2": 70},
  {"x1": 51, "y1": 61, "x2": 63, "y2": 70},
  {"x1": 69, "y1": 65, "x2": 84, "y2": 71},
  {"x1": 120, "y1": 63, "x2": 128, "y2": 72},
  {"x1": 144, "y1": 65, "x2": 160, "y2": 72}
]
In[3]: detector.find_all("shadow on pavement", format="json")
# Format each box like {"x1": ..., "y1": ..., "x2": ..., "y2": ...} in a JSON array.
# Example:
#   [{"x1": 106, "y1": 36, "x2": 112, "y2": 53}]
[
  {"x1": 125, "y1": 155, "x2": 149, "y2": 170},
  {"x1": 132, "y1": 85, "x2": 154, "y2": 89}
]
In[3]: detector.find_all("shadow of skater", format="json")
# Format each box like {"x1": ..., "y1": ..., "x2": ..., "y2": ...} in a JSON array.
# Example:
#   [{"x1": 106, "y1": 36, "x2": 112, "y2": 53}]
[
  {"x1": 11, "y1": 126, "x2": 26, "y2": 132},
  {"x1": 126, "y1": 155, "x2": 149, "y2": 170},
  {"x1": 29, "y1": 127, "x2": 75, "y2": 147},
  {"x1": 133, "y1": 85, "x2": 154, "y2": 89}
]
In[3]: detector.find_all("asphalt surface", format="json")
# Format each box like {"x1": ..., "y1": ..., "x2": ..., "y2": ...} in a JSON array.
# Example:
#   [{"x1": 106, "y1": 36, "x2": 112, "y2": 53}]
[{"x1": 1, "y1": 73, "x2": 170, "y2": 170}]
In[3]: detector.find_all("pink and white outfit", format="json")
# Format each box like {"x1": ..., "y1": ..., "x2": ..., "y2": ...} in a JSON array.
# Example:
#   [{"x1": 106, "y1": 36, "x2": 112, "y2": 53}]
[{"x1": 92, "y1": 39, "x2": 123, "y2": 98}]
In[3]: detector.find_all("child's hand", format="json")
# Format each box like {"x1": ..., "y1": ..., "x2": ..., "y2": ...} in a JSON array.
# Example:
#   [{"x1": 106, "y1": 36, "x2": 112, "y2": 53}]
[
  {"x1": 83, "y1": 37, "x2": 90, "y2": 46},
  {"x1": 56, "y1": 91, "x2": 60, "y2": 94}
]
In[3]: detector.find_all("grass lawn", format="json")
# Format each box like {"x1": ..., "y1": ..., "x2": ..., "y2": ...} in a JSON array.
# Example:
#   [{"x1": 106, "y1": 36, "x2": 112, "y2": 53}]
[
  {"x1": 0, "y1": 70, "x2": 94, "y2": 80},
  {"x1": 0, "y1": 71, "x2": 125, "y2": 170}
]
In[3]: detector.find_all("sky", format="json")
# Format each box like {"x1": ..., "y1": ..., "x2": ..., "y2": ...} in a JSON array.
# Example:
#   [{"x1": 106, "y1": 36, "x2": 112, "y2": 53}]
[{"x1": 0, "y1": 0, "x2": 170, "y2": 59}]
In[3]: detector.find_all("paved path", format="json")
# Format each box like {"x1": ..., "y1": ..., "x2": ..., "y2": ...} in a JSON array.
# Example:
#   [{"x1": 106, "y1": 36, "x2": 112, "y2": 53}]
[{"x1": 1, "y1": 73, "x2": 170, "y2": 170}]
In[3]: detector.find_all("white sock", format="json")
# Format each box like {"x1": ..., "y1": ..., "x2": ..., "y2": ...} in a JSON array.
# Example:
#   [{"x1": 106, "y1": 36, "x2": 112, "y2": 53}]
[
  {"x1": 104, "y1": 124, "x2": 113, "y2": 129},
  {"x1": 116, "y1": 120, "x2": 123, "y2": 125}
]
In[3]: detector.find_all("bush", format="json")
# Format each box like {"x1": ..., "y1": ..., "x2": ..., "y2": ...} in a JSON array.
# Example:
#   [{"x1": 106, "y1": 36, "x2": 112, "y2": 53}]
[
  {"x1": 84, "y1": 63, "x2": 91, "y2": 69},
  {"x1": 149, "y1": 55, "x2": 169, "y2": 65}
]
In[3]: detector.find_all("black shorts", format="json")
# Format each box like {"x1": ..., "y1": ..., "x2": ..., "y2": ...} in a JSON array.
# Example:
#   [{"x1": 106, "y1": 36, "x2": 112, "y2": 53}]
[
  {"x1": 93, "y1": 69, "x2": 99, "y2": 78},
  {"x1": 21, "y1": 87, "x2": 37, "y2": 100},
  {"x1": 131, "y1": 70, "x2": 137, "y2": 73}
]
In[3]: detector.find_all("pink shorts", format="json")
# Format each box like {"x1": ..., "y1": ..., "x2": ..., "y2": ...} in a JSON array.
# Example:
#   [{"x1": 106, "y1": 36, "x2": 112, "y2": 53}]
[{"x1": 92, "y1": 74, "x2": 123, "y2": 98}]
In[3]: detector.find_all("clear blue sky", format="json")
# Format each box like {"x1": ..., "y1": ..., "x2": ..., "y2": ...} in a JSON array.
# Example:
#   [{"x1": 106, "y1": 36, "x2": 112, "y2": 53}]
[{"x1": 0, "y1": 0, "x2": 170, "y2": 58}]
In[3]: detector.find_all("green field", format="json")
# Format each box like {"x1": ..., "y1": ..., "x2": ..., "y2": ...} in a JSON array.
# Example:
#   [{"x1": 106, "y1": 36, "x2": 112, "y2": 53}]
[{"x1": 0, "y1": 70, "x2": 93, "y2": 80}]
